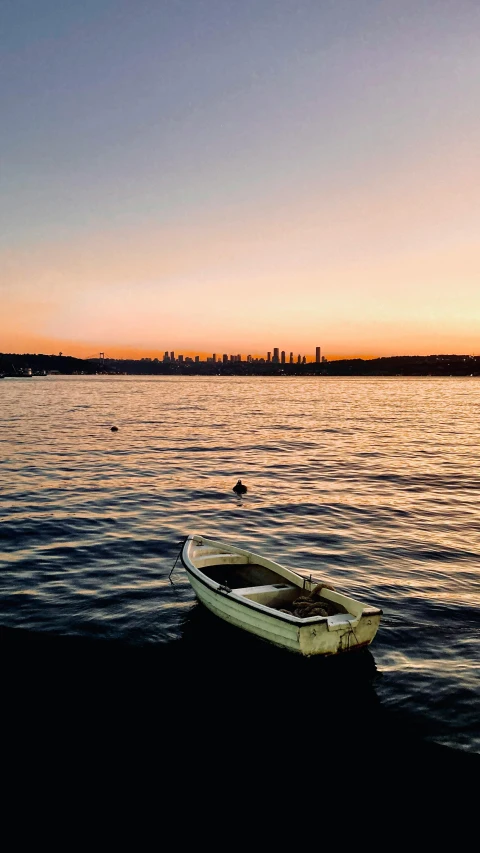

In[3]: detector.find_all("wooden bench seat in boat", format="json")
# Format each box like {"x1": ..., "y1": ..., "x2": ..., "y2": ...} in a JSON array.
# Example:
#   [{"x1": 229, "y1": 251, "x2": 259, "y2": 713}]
[{"x1": 235, "y1": 583, "x2": 298, "y2": 608}]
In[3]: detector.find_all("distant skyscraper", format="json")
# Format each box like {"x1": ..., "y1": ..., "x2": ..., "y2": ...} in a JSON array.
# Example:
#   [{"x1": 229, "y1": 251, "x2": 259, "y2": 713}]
[
  {"x1": 273, "y1": 347, "x2": 279, "y2": 364},
  {"x1": 223, "y1": 354, "x2": 228, "y2": 363},
  {"x1": 289, "y1": 352, "x2": 293, "y2": 364},
  {"x1": 267, "y1": 352, "x2": 271, "y2": 363},
  {"x1": 170, "y1": 351, "x2": 175, "y2": 362},
  {"x1": 195, "y1": 355, "x2": 199, "y2": 363},
  {"x1": 302, "y1": 355, "x2": 306, "y2": 364},
  {"x1": 316, "y1": 346, "x2": 321, "y2": 364},
  {"x1": 212, "y1": 353, "x2": 216, "y2": 363},
  {"x1": 281, "y1": 351, "x2": 285, "y2": 364},
  {"x1": 297, "y1": 354, "x2": 301, "y2": 364},
  {"x1": 163, "y1": 351, "x2": 169, "y2": 362},
  {"x1": 178, "y1": 355, "x2": 184, "y2": 363}
]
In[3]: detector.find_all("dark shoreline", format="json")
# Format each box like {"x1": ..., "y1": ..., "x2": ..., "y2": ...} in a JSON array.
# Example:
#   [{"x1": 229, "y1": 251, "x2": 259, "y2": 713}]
[
  {"x1": 2, "y1": 625, "x2": 477, "y2": 770},
  {"x1": 2, "y1": 352, "x2": 480, "y2": 377}
]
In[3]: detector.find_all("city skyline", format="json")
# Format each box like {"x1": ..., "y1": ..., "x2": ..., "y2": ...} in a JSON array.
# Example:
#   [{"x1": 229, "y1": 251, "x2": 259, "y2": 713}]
[
  {"x1": 2, "y1": 2, "x2": 479, "y2": 358},
  {"x1": 109, "y1": 345, "x2": 324, "y2": 365}
]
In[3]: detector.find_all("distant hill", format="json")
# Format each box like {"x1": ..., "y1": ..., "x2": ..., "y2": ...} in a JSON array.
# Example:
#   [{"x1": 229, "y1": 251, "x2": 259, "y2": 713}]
[{"x1": 0, "y1": 353, "x2": 96, "y2": 375}]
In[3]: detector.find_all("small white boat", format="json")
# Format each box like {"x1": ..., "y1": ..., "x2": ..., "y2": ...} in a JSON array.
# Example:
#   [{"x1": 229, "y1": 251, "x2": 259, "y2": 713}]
[{"x1": 181, "y1": 534, "x2": 382, "y2": 656}]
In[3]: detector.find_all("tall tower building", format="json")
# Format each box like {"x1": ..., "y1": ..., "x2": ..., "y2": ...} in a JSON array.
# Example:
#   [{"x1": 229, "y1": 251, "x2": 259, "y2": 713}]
[
  {"x1": 289, "y1": 352, "x2": 293, "y2": 364},
  {"x1": 316, "y1": 346, "x2": 321, "y2": 364},
  {"x1": 273, "y1": 347, "x2": 279, "y2": 364},
  {"x1": 281, "y1": 351, "x2": 285, "y2": 364},
  {"x1": 267, "y1": 352, "x2": 271, "y2": 363},
  {"x1": 212, "y1": 354, "x2": 216, "y2": 363}
]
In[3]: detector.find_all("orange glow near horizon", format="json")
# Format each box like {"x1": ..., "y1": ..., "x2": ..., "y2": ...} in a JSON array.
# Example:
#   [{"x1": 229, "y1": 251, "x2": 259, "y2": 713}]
[
  {"x1": 2, "y1": 141, "x2": 479, "y2": 360},
  {"x1": 1, "y1": 335, "x2": 477, "y2": 363},
  {"x1": 3, "y1": 116, "x2": 480, "y2": 361}
]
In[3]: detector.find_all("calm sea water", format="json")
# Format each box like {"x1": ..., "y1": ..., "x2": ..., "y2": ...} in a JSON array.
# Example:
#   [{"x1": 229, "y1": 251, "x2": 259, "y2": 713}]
[{"x1": 0, "y1": 376, "x2": 479, "y2": 752}]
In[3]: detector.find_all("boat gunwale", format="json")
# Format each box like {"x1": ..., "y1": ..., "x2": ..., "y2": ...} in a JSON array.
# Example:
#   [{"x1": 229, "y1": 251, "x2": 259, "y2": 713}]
[{"x1": 181, "y1": 535, "x2": 381, "y2": 628}]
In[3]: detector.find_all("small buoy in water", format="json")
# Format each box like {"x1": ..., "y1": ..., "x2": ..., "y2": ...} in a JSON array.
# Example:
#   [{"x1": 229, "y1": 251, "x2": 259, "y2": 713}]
[
  {"x1": 111, "y1": 426, "x2": 119, "y2": 432},
  {"x1": 233, "y1": 479, "x2": 247, "y2": 495}
]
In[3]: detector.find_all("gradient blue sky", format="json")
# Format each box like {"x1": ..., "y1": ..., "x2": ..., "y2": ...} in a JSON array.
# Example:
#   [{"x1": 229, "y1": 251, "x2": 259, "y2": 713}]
[{"x1": 1, "y1": 0, "x2": 479, "y2": 357}]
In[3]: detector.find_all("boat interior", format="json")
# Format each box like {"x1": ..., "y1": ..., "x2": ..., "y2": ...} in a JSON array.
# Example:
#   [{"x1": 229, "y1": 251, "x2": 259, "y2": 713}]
[
  {"x1": 189, "y1": 541, "x2": 346, "y2": 615},
  {"x1": 208, "y1": 564, "x2": 305, "y2": 609}
]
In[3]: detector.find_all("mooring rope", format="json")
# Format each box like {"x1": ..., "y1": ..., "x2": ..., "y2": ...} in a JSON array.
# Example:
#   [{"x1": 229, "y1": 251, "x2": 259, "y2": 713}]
[{"x1": 168, "y1": 536, "x2": 188, "y2": 584}]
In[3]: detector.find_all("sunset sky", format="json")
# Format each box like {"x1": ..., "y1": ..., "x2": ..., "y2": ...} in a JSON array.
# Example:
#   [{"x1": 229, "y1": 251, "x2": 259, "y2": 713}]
[{"x1": 1, "y1": 0, "x2": 479, "y2": 359}]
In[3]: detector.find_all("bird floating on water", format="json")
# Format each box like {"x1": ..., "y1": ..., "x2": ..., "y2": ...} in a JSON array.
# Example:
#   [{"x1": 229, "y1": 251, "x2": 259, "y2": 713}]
[
  {"x1": 111, "y1": 426, "x2": 119, "y2": 432},
  {"x1": 233, "y1": 480, "x2": 247, "y2": 495}
]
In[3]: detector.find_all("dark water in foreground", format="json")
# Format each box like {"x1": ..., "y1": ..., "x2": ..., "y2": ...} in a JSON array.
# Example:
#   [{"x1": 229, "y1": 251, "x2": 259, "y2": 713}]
[{"x1": 0, "y1": 376, "x2": 479, "y2": 756}]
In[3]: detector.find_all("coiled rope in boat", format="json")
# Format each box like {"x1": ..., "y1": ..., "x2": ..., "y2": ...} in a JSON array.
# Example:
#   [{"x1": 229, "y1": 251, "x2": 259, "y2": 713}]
[{"x1": 280, "y1": 583, "x2": 341, "y2": 618}]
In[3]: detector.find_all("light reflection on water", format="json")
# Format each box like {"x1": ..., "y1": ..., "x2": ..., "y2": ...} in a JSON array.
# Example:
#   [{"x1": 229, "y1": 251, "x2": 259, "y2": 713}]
[{"x1": 0, "y1": 375, "x2": 479, "y2": 751}]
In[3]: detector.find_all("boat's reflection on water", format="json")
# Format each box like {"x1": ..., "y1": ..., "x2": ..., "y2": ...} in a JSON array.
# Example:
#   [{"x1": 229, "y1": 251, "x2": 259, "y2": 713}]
[{"x1": 173, "y1": 603, "x2": 385, "y2": 753}]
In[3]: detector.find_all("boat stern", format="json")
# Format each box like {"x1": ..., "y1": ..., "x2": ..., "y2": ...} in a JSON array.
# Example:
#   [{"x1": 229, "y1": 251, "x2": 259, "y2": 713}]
[{"x1": 298, "y1": 605, "x2": 382, "y2": 656}]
